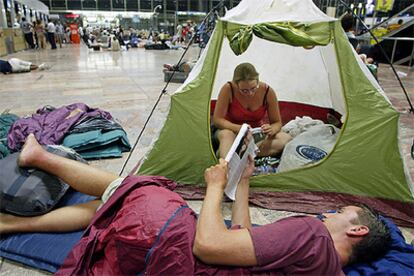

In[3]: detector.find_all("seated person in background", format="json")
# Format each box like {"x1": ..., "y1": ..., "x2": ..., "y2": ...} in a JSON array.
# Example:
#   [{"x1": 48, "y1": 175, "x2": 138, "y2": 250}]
[
  {"x1": 0, "y1": 134, "x2": 391, "y2": 275},
  {"x1": 0, "y1": 58, "x2": 49, "y2": 74},
  {"x1": 341, "y1": 13, "x2": 374, "y2": 65},
  {"x1": 387, "y1": 19, "x2": 404, "y2": 32},
  {"x1": 109, "y1": 36, "x2": 121, "y2": 51},
  {"x1": 163, "y1": 60, "x2": 196, "y2": 73},
  {"x1": 213, "y1": 62, "x2": 291, "y2": 158}
]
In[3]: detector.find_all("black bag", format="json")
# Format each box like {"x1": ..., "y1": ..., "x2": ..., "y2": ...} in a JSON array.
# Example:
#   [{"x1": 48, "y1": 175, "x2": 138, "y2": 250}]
[{"x1": 0, "y1": 146, "x2": 86, "y2": 216}]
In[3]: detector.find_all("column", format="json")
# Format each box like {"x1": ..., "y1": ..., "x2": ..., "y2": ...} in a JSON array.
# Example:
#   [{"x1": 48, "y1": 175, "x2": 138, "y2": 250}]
[
  {"x1": 163, "y1": 0, "x2": 167, "y2": 28},
  {"x1": 10, "y1": 0, "x2": 16, "y2": 26},
  {"x1": 0, "y1": 0, "x2": 7, "y2": 28},
  {"x1": 174, "y1": 0, "x2": 178, "y2": 30}
]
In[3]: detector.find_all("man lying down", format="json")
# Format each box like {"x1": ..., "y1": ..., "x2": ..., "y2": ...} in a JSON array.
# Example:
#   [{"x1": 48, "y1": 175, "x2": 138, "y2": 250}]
[{"x1": 0, "y1": 134, "x2": 391, "y2": 275}]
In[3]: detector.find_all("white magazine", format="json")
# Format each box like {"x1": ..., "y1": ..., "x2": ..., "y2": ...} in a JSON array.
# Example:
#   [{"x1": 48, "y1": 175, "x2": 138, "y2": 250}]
[{"x1": 224, "y1": 124, "x2": 258, "y2": 200}]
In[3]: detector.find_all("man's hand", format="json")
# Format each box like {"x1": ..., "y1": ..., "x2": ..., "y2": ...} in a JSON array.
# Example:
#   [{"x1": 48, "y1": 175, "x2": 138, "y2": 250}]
[
  {"x1": 241, "y1": 155, "x2": 255, "y2": 180},
  {"x1": 204, "y1": 158, "x2": 228, "y2": 190}
]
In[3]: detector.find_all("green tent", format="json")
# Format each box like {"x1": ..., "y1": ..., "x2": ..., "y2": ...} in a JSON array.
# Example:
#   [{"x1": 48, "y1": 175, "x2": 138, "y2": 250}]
[{"x1": 137, "y1": 0, "x2": 413, "y2": 225}]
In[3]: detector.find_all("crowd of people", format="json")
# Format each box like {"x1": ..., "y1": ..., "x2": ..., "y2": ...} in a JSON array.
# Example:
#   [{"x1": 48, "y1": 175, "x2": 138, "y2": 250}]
[
  {"x1": 18, "y1": 16, "x2": 202, "y2": 53},
  {"x1": 20, "y1": 17, "x2": 66, "y2": 50}
]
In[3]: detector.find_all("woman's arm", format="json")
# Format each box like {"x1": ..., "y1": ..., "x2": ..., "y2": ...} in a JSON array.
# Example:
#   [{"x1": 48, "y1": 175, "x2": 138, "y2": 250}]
[
  {"x1": 231, "y1": 155, "x2": 255, "y2": 229},
  {"x1": 261, "y1": 87, "x2": 283, "y2": 137},
  {"x1": 213, "y1": 83, "x2": 243, "y2": 133},
  {"x1": 193, "y1": 159, "x2": 257, "y2": 266}
]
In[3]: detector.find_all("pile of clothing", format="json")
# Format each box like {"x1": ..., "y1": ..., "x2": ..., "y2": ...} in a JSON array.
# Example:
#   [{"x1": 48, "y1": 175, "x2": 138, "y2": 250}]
[
  {"x1": 4, "y1": 103, "x2": 131, "y2": 160},
  {"x1": 0, "y1": 112, "x2": 20, "y2": 158}
]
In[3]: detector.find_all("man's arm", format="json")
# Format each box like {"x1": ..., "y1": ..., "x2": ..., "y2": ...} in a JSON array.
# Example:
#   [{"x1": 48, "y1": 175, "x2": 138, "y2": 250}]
[{"x1": 193, "y1": 159, "x2": 257, "y2": 266}]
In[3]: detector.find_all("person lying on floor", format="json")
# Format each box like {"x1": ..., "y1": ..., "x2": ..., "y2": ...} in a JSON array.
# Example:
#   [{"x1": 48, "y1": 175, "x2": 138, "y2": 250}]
[
  {"x1": 213, "y1": 62, "x2": 291, "y2": 158},
  {"x1": 0, "y1": 134, "x2": 391, "y2": 275},
  {"x1": 0, "y1": 58, "x2": 49, "y2": 74}
]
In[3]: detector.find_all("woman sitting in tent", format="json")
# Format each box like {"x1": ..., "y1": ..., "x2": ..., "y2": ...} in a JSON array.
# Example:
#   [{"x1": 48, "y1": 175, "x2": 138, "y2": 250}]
[{"x1": 213, "y1": 62, "x2": 291, "y2": 158}]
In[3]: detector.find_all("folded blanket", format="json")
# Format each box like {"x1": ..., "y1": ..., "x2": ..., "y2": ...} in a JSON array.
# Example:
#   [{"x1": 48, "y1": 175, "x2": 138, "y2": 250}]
[{"x1": 62, "y1": 129, "x2": 131, "y2": 159}]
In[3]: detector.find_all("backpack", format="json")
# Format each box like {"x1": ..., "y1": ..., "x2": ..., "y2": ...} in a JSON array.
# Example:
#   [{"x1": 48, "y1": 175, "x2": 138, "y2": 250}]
[{"x1": 0, "y1": 146, "x2": 87, "y2": 216}]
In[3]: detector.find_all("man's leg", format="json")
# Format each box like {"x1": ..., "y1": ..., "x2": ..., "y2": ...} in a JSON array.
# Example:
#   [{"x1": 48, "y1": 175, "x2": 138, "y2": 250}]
[
  {"x1": 19, "y1": 134, "x2": 118, "y2": 197},
  {"x1": 0, "y1": 200, "x2": 101, "y2": 234},
  {"x1": 51, "y1": 33, "x2": 57, "y2": 49}
]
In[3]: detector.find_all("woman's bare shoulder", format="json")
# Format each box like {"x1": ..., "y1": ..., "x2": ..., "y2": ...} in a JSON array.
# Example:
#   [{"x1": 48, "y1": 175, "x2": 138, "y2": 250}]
[{"x1": 219, "y1": 82, "x2": 232, "y2": 96}]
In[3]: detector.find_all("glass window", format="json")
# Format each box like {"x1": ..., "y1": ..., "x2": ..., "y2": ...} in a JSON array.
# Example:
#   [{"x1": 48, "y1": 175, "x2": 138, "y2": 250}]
[
  {"x1": 140, "y1": 0, "x2": 152, "y2": 11},
  {"x1": 166, "y1": 0, "x2": 176, "y2": 12},
  {"x1": 51, "y1": 0, "x2": 66, "y2": 9},
  {"x1": 39, "y1": 1, "x2": 50, "y2": 9},
  {"x1": 98, "y1": 0, "x2": 111, "y2": 10},
  {"x1": 68, "y1": 0, "x2": 82, "y2": 9},
  {"x1": 189, "y1": 0, "x2": 199, "y2": 11},
  {"x1": 177, "y1": 0, "x2": 187, "y2": 11},
  {"x1": 113, "y1": 0, "x2": 125, "y2": 10},
  {"x1": 82, "y1": 0, "x2": 97, "y2": 9},
  {"x1": 126, "y1": 0, "x2": 138, "y2": 11},
  {"x1": 153, "y1": 0, "x2": 163, "y2": 12}
]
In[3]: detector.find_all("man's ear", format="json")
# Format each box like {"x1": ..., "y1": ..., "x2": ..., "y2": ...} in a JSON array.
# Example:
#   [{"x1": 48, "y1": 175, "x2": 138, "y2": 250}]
[{"x1": 346, "y1": 225, "x2": 369, "y2": 237}]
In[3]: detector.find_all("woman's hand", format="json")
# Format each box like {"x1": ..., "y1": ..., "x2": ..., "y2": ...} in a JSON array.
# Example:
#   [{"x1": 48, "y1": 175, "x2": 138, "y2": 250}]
[
  {"x1": 261, "y1": 123, "x2": 278, "y2": 137},
  {"x1": 241, "y1": 155, "x2": 255, "y2": 180},
  {"x1": 204, "y1": 158, "x2": 228, "y2": 190}
]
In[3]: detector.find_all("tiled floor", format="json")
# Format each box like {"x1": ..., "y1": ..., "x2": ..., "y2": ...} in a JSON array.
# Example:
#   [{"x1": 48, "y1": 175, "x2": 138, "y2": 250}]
[{"x1": 0, "y1": 44, "x2": 413, "y2": 274}]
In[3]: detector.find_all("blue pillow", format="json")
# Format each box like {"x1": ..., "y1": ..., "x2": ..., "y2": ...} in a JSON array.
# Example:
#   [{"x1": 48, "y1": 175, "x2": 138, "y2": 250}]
[{"x1": 344, "y1": 216, "x2": 414, "y2": 275}]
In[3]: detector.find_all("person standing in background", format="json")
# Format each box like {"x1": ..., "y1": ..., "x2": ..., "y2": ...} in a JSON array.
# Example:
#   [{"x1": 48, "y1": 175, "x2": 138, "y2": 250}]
[
  {"x1": 46, "y1": 21, "x2": 57, "y2": 50},
  {"x1": 35, "y1": 20, "x2": 47, "y2": 49},
  {"x1": 55, "y1": 22, "x2": 64, "y2": 48},
  {"x1": 21, "y1": 17, "x2": 35, "y2": 49}
]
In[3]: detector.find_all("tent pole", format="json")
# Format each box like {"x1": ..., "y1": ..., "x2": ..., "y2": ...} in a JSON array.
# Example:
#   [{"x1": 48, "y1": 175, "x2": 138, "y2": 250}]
[
  {"x1": 338, "y1": 0, "x2": 414, "y2": 113},
  {"x1": 118, "y1": 1, "x2": 226, "y2": 176}
]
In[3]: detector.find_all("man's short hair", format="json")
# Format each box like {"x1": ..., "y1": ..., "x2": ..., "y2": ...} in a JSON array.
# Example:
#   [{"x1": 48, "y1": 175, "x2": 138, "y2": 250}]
[
  {"x1": 348, "y1": 205, "x2": 391, "y2": 265},
  {"x1": 341, "y1": 13, "x2": 355, "y2": 32}
]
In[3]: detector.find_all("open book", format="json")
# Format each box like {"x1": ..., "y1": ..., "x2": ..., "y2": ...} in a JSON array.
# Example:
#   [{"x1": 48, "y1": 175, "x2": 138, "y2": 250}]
[{"x1": 224, "y1": 124, "x2": 258, "y2": 200}]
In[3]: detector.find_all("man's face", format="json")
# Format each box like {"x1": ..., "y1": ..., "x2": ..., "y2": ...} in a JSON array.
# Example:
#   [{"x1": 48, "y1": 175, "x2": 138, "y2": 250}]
[{"x1": 319, "y1": 205, "x2": 362, "y2": 233}]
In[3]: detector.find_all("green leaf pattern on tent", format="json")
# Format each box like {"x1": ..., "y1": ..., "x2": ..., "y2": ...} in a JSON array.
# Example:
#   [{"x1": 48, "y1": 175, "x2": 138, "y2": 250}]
[{"x1": 226, "y1": 21, "x2": 333, "y2": 55}]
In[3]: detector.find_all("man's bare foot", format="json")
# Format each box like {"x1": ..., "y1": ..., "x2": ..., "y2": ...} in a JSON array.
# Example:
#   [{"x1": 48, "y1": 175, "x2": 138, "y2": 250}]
[{"x1": 18, "y1": 134, "x2": 45, "y2": 168}]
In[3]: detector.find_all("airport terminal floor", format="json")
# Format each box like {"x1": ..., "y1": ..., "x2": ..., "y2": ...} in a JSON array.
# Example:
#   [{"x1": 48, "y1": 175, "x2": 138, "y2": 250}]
[{"x1": 0, "y1": 43, "x2": 414, "y2": 274}]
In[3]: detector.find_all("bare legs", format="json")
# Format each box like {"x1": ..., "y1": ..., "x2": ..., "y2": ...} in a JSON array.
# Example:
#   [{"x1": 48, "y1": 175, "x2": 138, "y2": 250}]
[
  {"x1": 19, "y1": 134, "x2": 118, "y2": 197},
  {"x1": 0, "y1": 134, "x2": 119, "y2": 234},
  {"x1": 0, "y1": 201, "x2": 101, "y2": 234},
  {"x1": 217, "y1": 129, "x2": 291, "y2": 158},
  {"x1": 217, "y1": 129, "x2": 236, "y2": 158},
  {"x1": 257, "y1": 132, "x2": 292, "y2": 157}
]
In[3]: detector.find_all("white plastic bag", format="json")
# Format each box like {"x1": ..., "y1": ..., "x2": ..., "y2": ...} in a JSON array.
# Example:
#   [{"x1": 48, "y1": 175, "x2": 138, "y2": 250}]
[{"x1": 278, "y1": 124, "x2": 340, "y2": 172}]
